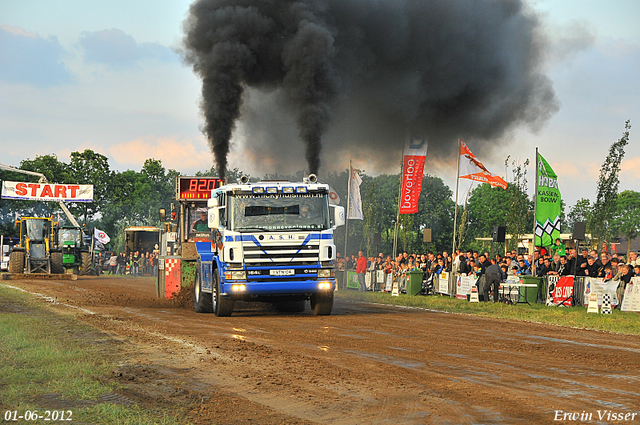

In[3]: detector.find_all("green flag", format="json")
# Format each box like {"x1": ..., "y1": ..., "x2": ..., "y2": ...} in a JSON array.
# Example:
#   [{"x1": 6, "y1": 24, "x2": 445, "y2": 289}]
[{"x1": 535, "y1": 152, "x2": 561, "y2": 247}]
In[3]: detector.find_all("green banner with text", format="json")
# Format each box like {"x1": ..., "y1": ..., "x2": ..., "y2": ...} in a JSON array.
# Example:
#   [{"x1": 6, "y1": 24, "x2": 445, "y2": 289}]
[{"x1": 535, "y1": 152, "x2": 562, "y2": 247}]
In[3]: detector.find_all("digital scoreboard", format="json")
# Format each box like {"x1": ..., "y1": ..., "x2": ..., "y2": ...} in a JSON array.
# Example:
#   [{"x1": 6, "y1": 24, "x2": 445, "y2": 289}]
[{"x1": 176, "y1": 177, "x2": 225, "y2": 200}]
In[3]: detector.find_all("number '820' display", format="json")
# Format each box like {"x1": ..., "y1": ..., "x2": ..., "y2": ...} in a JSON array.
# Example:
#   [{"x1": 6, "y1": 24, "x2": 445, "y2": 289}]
[{"x1": 176, "y1": 177, "x2": 225, "y2": 200}]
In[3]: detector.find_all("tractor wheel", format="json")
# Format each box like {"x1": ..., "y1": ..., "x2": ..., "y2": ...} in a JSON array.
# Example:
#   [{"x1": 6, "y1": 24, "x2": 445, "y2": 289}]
[
  {"x1": 51, "y1": 252, "x2": 64, "y2": 274},
  {"x1": 310, "y1": 291, "x2": 334, "y2": 316},
  {"x1": 79, "y1": 252, "x2": 92, "y2": 275},
  {"x1": 9, "y1": 251, "x2": 25, "y2": 274},
  {"x1": 194, "y1": 268, "x2": 212, "y2": 313},
  {"x1": 212, "y1": 272, "x2": 234, "y2": 317}
]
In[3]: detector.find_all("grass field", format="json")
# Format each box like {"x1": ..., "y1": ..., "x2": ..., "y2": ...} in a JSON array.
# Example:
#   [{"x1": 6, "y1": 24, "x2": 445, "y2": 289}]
[
  {"x1": 336, "y1": 289, "x2": 640, "y2": 335},
  {"x1": 0, "y1": 286, "x2": 186, "y2": 424}
]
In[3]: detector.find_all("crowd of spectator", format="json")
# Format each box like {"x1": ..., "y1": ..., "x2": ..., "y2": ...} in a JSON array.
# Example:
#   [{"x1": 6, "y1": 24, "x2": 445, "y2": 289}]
[
  {"x1": 337, "y1": 238, "x2": 639, "y2": 304},
  {"x1": 95, "y1": 251, "x2": 159, "y2": 277}
]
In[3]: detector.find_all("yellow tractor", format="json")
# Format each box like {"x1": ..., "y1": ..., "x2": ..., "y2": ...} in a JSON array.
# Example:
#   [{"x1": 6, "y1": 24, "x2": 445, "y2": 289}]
[{"x1": 9, "y1": 217, "x2": 53, "y2": 274}]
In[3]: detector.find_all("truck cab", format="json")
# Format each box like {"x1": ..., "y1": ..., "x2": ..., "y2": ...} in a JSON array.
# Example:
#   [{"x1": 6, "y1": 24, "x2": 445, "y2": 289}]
[{"x1": 194, "y1": 175, "x2": 345, "y2": 316}]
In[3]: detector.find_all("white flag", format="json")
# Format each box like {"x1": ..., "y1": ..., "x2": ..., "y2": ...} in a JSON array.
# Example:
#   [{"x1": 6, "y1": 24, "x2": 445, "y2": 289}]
[
  {"x1": 348, "y1": 168, "x2": 363, "y2": 220},
  {"x1": 94, "y1": 228, "x2": 110, "y2": 245}
]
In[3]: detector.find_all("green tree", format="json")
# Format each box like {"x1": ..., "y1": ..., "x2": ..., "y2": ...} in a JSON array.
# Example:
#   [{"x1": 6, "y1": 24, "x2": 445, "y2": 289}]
[
  {"x1": 591, "y1": 120, "x2": 631, "y2": 247},
  {"x1": 567, "y1": 198, "x2": 592, "y2": 237},
  {"x1": 68, "y1": 150, "x2": 113, "y2": 224},
  {"x1": 611, "y1": 190, "x2": 640, "y2": 255},
  {"x1": 504, "y1": 157, "x2": 531, "y2": 252}
]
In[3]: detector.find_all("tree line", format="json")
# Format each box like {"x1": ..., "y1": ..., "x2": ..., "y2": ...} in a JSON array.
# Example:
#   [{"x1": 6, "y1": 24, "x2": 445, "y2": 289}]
[{"x1": 0, "y1": 122, "x2": 636, "y2": 255}]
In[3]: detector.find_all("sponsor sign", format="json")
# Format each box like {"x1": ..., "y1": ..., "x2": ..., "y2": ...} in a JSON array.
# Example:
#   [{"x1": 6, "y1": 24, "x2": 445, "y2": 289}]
[
  {"x1": 584, "y1": 278, "x2": 619, "y2": 307},
  {"x1": 621, "y1": 278, "x2": 640, "y2": 312},
  {"x1": 399, "y1": 135, "x2": 428, "y2": 214},
  {"x1": 2, "y1": 181, "x2": 93, "y2": 202},
  {"x1": 552, "y1": 276, "x2": 574, "y2": 306},
  {"x1": 437, "y1": 271, "x2": 449, "y2": 295},
  {"x1": 456, "y1": 275, "x2": 476, "y2": 299}
]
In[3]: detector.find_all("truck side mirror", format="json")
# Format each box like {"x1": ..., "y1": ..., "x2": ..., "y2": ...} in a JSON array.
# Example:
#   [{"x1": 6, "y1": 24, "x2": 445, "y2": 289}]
[
  {"x1": 209, "y1": 206, "x2": 225, "y2": 229},
  {"x1": 331, "y1": 206, "x2": 345, "y2": 229}
]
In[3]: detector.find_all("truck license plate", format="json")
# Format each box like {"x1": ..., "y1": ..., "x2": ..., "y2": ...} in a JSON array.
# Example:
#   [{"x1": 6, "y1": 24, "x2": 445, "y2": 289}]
[{"x1": 270, "y1": 269, "x2": 294, "y2": 276}]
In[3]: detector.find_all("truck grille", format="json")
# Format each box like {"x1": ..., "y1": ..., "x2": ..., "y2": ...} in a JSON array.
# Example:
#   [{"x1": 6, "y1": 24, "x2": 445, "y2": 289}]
[{"x1": 243, "y1": 243, "x2": 319, "y2": 267}]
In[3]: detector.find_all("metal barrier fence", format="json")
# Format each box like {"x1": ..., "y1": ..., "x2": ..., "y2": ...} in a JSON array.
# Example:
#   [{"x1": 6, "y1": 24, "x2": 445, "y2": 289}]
[{"x1": 339, "y1": 269, "x2": 594, "y2": 306}]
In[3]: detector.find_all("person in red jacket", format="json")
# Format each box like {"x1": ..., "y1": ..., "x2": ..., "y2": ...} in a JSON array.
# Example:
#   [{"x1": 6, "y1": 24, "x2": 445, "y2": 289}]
[{"x1": 356, "y1": 251, "x2": 368, "y2": 292}]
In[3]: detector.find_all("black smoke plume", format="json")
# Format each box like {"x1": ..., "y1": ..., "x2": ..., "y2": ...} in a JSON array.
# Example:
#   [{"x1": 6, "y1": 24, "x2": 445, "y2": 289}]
[{"x1": 182, "y1": 0, "x2": 557, "y2": 178}]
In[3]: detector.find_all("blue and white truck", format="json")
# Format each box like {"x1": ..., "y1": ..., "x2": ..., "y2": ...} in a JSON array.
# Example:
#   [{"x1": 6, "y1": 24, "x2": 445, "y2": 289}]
[{"x1": 194, "y1": 175, "x2": 345, "y2": 316}]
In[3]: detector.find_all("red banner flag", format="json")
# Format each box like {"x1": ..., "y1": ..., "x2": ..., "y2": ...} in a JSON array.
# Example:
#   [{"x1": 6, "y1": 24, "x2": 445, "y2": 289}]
[{"x1": 399, "y1": 135, "x2": 428, "y2": 214}]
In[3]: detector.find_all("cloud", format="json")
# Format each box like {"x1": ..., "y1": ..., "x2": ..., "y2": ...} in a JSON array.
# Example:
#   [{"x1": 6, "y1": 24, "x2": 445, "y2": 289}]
[
  {"x1": 107, "y1": 136, "x2": 213, "y2": 171},
  {"x1": 79, "y1": 28, "x2": 178, "y2": 68},
  {"x1": 0, "y1": 25, "x2": 74, "y2": 87}
]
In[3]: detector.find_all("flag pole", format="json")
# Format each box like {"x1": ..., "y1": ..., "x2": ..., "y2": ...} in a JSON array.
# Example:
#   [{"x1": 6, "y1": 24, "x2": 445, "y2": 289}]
[
  {"x1": 532, "y1": 146, "x2": 539, "y2": 276},
  {"x1": 452, "y1": 138, "x2": 461, "y2": 257},
  {"x1": 392, "y1": 141, "x2": 406, "y2": 260},
  {"x1": 344, "y1": 160, "x2": 351, "y2": 269}
]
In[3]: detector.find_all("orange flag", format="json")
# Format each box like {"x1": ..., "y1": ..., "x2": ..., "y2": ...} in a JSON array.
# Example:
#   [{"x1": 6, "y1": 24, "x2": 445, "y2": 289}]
[{"x1": 459, "y1": 140, "x2": 507, "y2": 190}]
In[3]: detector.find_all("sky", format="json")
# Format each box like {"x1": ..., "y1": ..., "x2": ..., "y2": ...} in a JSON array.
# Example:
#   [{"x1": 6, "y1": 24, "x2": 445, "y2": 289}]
[{"x1": 1, "y1": 0, "x2": 639, "y2": 209}]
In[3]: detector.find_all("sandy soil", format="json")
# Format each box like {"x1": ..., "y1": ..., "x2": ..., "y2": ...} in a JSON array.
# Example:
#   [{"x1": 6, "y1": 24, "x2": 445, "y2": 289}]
[{"x1": 3, "y1": 275, "x2": 640, "y2": 424}]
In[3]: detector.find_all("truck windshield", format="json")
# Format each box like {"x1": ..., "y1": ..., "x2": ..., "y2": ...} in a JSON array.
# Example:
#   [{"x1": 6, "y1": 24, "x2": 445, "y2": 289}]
[{"x1": 229, "y1": 193, "x2": 330, "y2": 232}]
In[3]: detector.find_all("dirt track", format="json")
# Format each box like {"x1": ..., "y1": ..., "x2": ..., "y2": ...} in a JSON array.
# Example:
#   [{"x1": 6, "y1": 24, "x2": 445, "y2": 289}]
[{"x1": 3, "y1": 275, "x2": 640, "y2": 424}]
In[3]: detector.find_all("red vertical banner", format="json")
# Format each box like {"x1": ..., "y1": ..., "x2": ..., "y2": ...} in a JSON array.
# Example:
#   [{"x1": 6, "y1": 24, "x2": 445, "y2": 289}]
[{"x1": 399, "y1": 135, "x2": 428, "y2": 214}]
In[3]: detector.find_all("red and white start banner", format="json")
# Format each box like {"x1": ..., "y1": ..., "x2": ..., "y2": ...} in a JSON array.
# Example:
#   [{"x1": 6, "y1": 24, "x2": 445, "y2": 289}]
[{"x1": 1, "y1": 181, "x2": 94, "y2": 202}]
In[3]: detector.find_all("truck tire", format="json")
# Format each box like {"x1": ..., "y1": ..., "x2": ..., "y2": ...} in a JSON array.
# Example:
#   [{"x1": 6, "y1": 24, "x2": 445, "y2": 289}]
[
  {"x1": 9, "y1": 251, "x2": 25, "y2": 274},
  {"x1": 212, "y1": 272, "x2": 234, "y2": 317},
  {"x1": 274, "y1": 300, "x2": 306, "y2": 313},
  {"x1": 79, "y1": 252, "x2": 92, "y2": 276},
  {"x1": 311, "y1": 291, "x2": 334, "y2": 316},
  {"x1": 51, "y1": 252, "x2": 64, "y2": 274},
  {"x1": 194, "y1": 269, "x2": 212, "y2": 313}
]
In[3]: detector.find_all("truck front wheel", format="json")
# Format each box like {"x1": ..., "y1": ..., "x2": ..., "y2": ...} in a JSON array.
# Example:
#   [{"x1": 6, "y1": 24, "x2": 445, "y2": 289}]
[
  {"x1": 194, "y1": 269, "x2": 212, "y2": 313},
  {"x1": 310, "y1": 291, "x2": 334, "y2": 316},
  {"x1": 212, "y1": 273, "x2": 234, "y2": 317}
]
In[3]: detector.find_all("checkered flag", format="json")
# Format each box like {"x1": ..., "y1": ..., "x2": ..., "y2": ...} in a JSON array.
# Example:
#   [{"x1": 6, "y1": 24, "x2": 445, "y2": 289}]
[{"x1": 601, "y1": 293, "x2": 612, "y2": 315}]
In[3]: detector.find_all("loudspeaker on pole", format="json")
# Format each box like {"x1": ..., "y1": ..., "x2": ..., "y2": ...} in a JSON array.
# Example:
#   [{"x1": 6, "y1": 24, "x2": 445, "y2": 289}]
[
  {"x1": 372, "y1": 232, "x2": 381, "y2": 246},
  {"x1": 492, "y1": 226, "x2": 506, "y2": 243},
  {"x1": 423, "y1": 228, "x2": 432, "y2": 243},
  {"x1": 572, "y1": 222, "x2": 586, "y2": 241}
]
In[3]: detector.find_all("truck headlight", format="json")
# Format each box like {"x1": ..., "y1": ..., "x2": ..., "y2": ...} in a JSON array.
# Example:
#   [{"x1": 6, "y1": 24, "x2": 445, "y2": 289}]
[
  {"x1": 318, "y1": 269, "x2": 334, "y2": 278},
  {"x1": 318, "y1": 282, "x2": 332, "y2": 290},
  {"x1": 231, "y1": 271, "x2": 246, "y2": 280},
  {"x1": 231, "y1": 284, "x2": 246, "y2": 291}
]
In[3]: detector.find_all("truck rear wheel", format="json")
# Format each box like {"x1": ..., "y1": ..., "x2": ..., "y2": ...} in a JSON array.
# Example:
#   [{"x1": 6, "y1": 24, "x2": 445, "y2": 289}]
[
  {"x1": 212, "y1": 273, "x2": 234, "y2": 317},
  {"x1": 311, "y1": 291, "x2": 334, "y2": 316},
  {"x1": 79, "y1": 252, "x2": 92, "y2": 276},
  {"x1": 51, "y1": 252, "x2": 64, "y2": 274},
  {"x1": 194, "y1": 269, "x2": 212, "y2": 313},
  {"x1": 9, "y1": 251, "x2": 24, "y2": 274}
]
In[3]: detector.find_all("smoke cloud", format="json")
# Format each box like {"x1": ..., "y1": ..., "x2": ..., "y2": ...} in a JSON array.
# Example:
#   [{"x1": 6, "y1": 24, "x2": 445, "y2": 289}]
[{"x1": 182, "y1": 0, "x2": 558, "y2": 178}]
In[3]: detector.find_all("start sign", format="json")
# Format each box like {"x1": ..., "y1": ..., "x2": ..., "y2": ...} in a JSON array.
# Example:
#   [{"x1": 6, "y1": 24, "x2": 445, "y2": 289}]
[{"x1": 1, "y1": 181, "x2": 94, "y2": 202}]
